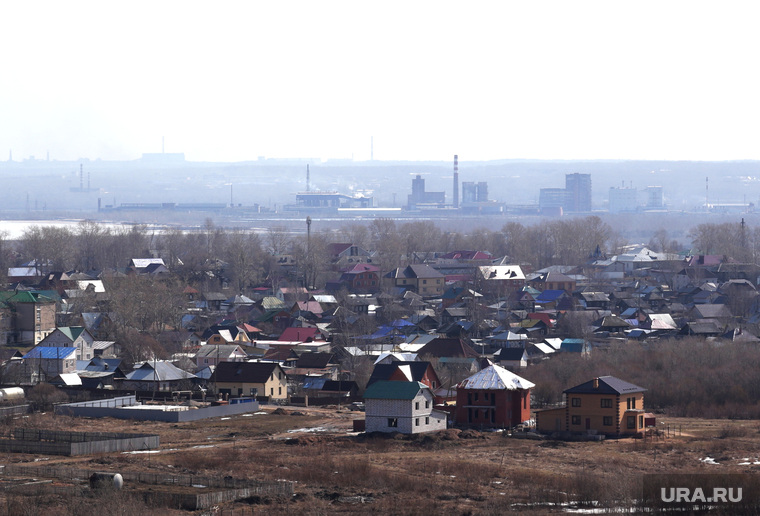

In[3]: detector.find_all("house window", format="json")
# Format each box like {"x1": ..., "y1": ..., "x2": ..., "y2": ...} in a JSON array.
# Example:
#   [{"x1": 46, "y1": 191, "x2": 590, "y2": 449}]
[
  {"x1": 425, "y1": 401, "x2": 430, "y2": 409},
  {"x1": 571, "y1": 415, "x2": 581, "y2": 425},
  {"x1": 250, "y1": 388, "x2": 258, "y2": 396},
  {"x1": 278, "y1": 372, "x2": 282, "y2": 380},
  {"x1": 631, "y1": 398, "x2": 636, "y2": 409},
  {"x1": 474, "y1": 393, "x2": 479, "y2": 402},
  {"x1": 425, "y1": 417, "x2": 429, "y2": 425},
  {"x1": 627, "y1": 416, "x2": 636, "y2": 429},
  {"x1": 601, "y1": 398, "x2": 613, "y2": 408},
  {"x1": 279, "y1": 387, "x2": 282, "y2": 396},
  {"x1": 603, "y1": 416, "x2": 613, "y2": 426},
  {"x1": 270, "y1": 388, "x2": 273, "y2": 396},
  {"x1": 639, "y1": 415, "x2": 644, "y2": 428},
  {"x1": 423, "y1": 280, "x2": 427, "y2": 284},
  {"x1": 388, "y1": 418, "x2": 398, "y2": 428},
  {"x1": 484, "y1": 392, "x2": 489, "y2": 402},
  {"x1": 415, "y1": 418, "x2": 419, "y2": 427},
  {"x1": 415, "y1": 401, "x2": 419, "y2": 410},
  {"x1": 571, "y1": 397, "x2": 581, "y2": 407}
]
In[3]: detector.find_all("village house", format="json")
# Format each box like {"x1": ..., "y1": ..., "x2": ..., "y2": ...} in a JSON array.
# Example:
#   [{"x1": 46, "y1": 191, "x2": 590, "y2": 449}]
[
  {"x1": 193, "y1": 344, "x2": 248, "y2": 369},
  {"x1": 455, "y1": 364, "x2": 533, "y2": 429},
  {"x1": 363, "y1": 380, "x2": 448, "y2": 434},
  {"x1": 475, "y1": 265, "x2": 526, "y2": 298},
  {"x1": 535, "y1": 376, "x2": 651, "y2": 436},
  {"x1": 37, "y1": 326, "x2": 96, "y2": 361},
  {"x1": 0, "y1": 291, "x2": 57, "y2": 345},
  {"x1": 528, "y1": 271, "x2": 577, "y2": 293},
  {"x1": 21, "y1": 346, "x2": 78, "y2": 383},
  {"x1": 122, "y1": 360, "x2": 197, "y2": 392},
  {"x1": 211, "y1": 361, "x2": 288, "y2": 400},
  {"x1": 384, "y1": 264, "x2": 445, "y2": 297},
  {"x1": 337, "y1": 263, "x2": 382, "y2": 293}
]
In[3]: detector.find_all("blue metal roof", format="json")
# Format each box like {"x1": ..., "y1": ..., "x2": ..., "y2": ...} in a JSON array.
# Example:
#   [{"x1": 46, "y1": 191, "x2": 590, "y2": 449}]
[{"x1": 23, "y1": 346, "x2": 77, "y2": 360}]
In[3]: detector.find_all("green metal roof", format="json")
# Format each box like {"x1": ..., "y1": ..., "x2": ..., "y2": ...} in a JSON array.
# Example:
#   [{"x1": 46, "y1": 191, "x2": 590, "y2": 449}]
[
  {"x1": 363, "y1": 380, "x2": 426, "y2": 400},
  {"x1": 58, "y1": 326, "x2": 86, "y2": 341}
]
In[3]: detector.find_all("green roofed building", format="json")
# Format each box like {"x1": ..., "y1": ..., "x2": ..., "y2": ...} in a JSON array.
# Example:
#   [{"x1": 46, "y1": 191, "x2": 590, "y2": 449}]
[
  {"x1": 363, "y1": 380, "x2": 447, "y2": 434},
  {"x1": 0, "y1": 291, "x2": 57, "y2": 345}
]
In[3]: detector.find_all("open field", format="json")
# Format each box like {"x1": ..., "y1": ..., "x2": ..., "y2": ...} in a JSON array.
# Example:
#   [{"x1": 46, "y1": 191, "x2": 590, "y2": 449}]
[{"x1": 3, "y1": 408, "x2": 760, "y2": 514}]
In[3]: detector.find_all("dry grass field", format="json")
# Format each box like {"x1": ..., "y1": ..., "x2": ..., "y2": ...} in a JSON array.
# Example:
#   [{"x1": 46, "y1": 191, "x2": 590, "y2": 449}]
[{"x1": 4, "y1": 408, "x2": 760, "y2": 515}]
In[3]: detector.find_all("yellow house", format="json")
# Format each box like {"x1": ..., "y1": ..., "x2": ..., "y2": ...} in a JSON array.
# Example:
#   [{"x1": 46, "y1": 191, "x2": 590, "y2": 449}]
[
  {"x1": 536, "y1": 376, "x2": 649, "y2": 436},
  {"x1": 211, "y1": 362, "x2": 288, "y2": 399}
]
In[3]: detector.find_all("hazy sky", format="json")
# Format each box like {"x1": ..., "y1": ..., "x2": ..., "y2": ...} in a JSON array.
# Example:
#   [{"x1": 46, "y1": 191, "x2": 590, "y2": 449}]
[{"x1": 2, "y1": 1, "x2": 759, "y2": 163}]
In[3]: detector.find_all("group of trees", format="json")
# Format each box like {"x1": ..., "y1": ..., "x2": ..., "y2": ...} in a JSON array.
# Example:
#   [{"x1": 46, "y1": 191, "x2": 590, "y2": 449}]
[
  {"x1": 2, "y1": 216, "x2": 758, "y2": 296},
  {"x1": 525, "y1": 338, "x2": 760, "y2": 419}
]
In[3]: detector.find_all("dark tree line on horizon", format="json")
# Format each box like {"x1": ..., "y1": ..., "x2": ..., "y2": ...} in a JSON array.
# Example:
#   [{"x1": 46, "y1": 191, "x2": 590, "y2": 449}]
[{"x1": 0, "y1": 217, "x2": 756, "y2": 293}]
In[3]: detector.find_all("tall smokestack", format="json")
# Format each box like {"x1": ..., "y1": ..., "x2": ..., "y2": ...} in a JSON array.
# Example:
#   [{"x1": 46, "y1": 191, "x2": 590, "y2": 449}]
[{"x1": 453, "y1": 155, "x2": 459, "y2": 209}]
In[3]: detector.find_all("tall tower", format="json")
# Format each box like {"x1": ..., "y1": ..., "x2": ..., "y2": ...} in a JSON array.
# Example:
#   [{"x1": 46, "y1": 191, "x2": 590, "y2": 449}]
[
  {"x1": 306, "y1": 164, "x2": 310, "y2": 192},
  {"x1": 565, "y1": 173, "x2": 592, "y2": 212},
  {"x1": 453, "y1": 155, "x2": 459, "y2": 209}
]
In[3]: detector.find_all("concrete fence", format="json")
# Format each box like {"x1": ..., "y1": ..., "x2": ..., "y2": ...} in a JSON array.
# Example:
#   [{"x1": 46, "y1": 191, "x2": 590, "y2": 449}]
[
  {"x1": 55, "y1": 395, "x2": 261, "y2": 422},
  {"x1": 0, "y1": 429, "x2": 159, "y2": 456}
]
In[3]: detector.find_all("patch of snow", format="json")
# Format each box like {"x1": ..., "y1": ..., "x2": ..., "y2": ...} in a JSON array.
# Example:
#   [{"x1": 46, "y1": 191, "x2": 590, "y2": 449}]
[
  {"x1": 192, "y1": 445, "x2": 215, "y2": 449},
  {"x1": 220, "y1": 417, "x2": 230, "y2": 420},
  {"x1": 700, "y1": 457, "x2": 720, "y2": 465},
  {"x1": 287, "y1": 427, "x2": 327, "y2": 433}
]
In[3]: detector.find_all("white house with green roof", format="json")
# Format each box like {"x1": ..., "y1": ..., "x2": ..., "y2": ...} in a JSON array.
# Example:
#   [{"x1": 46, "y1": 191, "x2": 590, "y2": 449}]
[
  {"x1": 37, "y1": 326, "x2": 96, "y2": 361},
  {"x1": 363, "y1": 380, "x2": 447, "y2": 434}
]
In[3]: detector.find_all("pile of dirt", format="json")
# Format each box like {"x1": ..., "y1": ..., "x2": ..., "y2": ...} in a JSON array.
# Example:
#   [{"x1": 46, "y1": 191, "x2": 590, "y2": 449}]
[
  {"x1": 458, "y1": 429, "x2": 488, "y2": 439},
  {"x1": 271, "y1": 408, "x2": 289, "y2": 415},
  {"x1": 284, "y1": 435, "x2": 322, "y2": 446}
]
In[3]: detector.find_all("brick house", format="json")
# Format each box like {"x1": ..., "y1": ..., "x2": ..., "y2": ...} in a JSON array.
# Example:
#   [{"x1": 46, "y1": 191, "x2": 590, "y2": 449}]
[
  {"x1": 455, "y1": 364, "x2": 534, "y2": 429},
  {"x1": 364, "y1": 380, "x2": 448, "y2": 434},
  {"x1": 535, "y1": 376, "x2": 650, "y2": 436},
  {"x1": 0, "y1": 291, "x2": 57, "y2": 346}
]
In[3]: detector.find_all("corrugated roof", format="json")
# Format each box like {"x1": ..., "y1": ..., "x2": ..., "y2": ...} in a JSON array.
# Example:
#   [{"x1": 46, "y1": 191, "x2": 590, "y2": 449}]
[
  {"x1": 363, "y1": 380, "x2": 426, "y2": 400},
  {"x1": 458, "y1": 364, "x2": 534, "y2": 391},
  {"x1": 23, "y1": 347, "x2": 77, "y2": 360}
]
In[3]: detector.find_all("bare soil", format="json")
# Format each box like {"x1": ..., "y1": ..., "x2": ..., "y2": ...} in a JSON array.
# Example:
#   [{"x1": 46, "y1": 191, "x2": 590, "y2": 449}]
[{"x1": 4, "y1": 408, "x2": 760, "y2": 514}]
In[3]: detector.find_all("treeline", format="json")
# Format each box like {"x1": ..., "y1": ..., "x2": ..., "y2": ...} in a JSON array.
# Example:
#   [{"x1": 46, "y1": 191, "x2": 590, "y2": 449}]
[
  {"x1": 2, "y1": 217, "x2": 757, "y2": 292},
  {"x1": 523, "y1": 339, "x2": 760, "y2": 419}
]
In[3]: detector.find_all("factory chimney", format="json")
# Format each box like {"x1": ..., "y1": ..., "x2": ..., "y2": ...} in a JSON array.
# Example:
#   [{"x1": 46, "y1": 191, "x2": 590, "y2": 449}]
[{"x1": 453, "y1": 155, "x2": 459, "y2": 209}]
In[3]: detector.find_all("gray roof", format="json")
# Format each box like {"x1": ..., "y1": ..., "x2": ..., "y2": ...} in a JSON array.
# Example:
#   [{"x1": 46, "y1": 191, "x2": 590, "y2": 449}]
[
  {"x1": 565, "y1": 376, "x2": 645, "y2": 395},
  {"x1": 126, "y1": 361, "x2": 196, "y2": 382},
  {"x1": 458, "y1": 364, "x2": 534, "y2": 391}
]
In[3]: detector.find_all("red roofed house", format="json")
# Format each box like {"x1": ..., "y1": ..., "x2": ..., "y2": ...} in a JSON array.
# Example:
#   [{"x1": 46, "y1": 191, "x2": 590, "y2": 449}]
[
  {"x1": 278, "y1": 327, "x2": 326, "y2": 343},
  {"x1": 339, "y1": 263, "x2": 381, "y2": 293}
]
